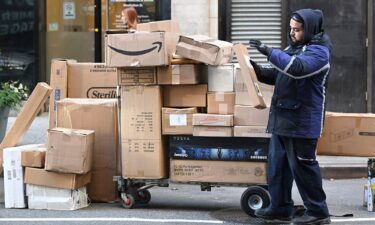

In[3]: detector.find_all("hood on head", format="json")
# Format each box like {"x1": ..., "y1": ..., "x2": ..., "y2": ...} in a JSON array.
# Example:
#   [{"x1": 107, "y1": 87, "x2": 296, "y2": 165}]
[{"x1": 292, "y1": 8, "x2": 323, "y2": 44}]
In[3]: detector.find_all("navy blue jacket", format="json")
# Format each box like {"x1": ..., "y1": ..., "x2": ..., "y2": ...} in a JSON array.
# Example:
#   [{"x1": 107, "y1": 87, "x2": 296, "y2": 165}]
[{"x1": 256, "y1": 9, "x2": 333, "y2": 138}]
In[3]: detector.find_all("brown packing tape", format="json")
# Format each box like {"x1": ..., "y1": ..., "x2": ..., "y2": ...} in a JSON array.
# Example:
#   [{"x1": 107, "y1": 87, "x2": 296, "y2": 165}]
[
  {"x1": 355, "y1": 117, "x2": 361, "y2": 128},
  {"x1": 214, "y1": 92, "x2": 225, "y2": 102},
  {"x1": 218, "y1": 104, "x2": 228, "y2": 114}
]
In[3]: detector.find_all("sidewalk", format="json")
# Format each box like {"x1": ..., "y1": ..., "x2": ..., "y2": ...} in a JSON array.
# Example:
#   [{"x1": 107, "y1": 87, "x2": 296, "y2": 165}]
[{"x1": 5, "y1": 114, "x2": 368, "y2": 180}]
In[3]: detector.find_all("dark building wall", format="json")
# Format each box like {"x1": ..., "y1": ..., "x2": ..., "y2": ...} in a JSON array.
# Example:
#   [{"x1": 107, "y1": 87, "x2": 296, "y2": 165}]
[{"x1": 287, "y1": 0, "x2": 368, "y2": 113}]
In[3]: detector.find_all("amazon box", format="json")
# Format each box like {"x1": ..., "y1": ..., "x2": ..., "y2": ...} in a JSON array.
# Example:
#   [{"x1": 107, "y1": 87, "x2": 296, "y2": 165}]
[
  {"x1": 317, "y1": 112, "x2": 375, "y2": 156},
  {"x1": 105, "y1": 32, "x2": 168, "y2": 67},
  {"x1": 176, "y1": 35, "x2": 233, "y2": 65},
  {"x1": 207, "y1": 92, "x2": 235, "y2": 114},
  {"x1": 157, "y1": 64, "x2": 200, "y2": 85},
  {"x1": 163, "y1": 84, "x2": 207, "y2": 107},
  {"x1": 170, "y1": 160, "x2": 267, "y2": 184},
  {"x1": 162, "y1": 107, "x2": 197, "y2": 135},
  {"x1": 67, "y1": 62, "x2": 117, "y2": 98}
]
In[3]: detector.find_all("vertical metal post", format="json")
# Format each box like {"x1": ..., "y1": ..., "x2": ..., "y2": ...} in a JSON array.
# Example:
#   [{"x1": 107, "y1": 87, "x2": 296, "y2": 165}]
[
  {"x1": 367, "y1": 0, "x2": 373, "y2": 112},
  {"x1": 94, "y1": 0, "x2": 102, "y2": 62}
]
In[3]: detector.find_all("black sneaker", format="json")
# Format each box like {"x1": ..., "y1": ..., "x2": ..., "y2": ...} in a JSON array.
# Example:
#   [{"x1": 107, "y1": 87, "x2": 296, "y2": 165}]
[
  {"x1": 254, "y1": 208, "x2": 292, "y2": 224},
  {"x1": 292, "y1": 215, "x2": 331, "y2": 224}
]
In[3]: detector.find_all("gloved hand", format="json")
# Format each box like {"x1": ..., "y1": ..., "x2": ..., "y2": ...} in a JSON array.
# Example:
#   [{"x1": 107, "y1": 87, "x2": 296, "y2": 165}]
[
  {"x1": 249, "y1": 59, "x2": 261, "y2": 76},
  {"x1": 249, "y1": 39, "x2": 272, "y2": 56}
]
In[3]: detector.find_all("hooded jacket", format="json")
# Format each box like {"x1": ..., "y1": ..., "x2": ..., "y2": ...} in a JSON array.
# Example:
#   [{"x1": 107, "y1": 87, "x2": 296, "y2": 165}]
[{"x1": 256, "y1": 9, "x2": 333, "y2": 138}]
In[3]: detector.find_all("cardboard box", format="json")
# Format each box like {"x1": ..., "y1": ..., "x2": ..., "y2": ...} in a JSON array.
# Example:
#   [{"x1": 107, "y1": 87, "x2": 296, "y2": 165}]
[
  {"x1": 3, "y1": 145, "x2": 42, "y2": 208},
  {"x1": 207, "y1": 92, "x2": 235, "y2": 114},
  {"x1": 317, "y1": 112, "x2": 375, "y2": 156},
  {"x1": 1, "y1": 83, "x2": 52, "y2": 166},
  {"x1": 235, "y1": 67, "x2": 274, "y2": 106},
  {"x1": 205, "y1": 64, "x2": 235, "y2": 92},
  {"x1": 21, "y1": 145, "x2": 46, "y2": 168},
  {"x1": 67, "y1": 62, "x2": 117, "y2": 98},
  {"x1": 121, "y1": 86, "x2": 162, "y2": 140},
  {"x1": 169, "y1": 135, "x2": 268, "y2": 162},
  {"x1": 117, "y1": 67, "x2": 156, "y2": 86},
  {"x1": 57, "y1": 99, "x2": 119, "y2": 202},
  {"x1": 46, "y1": 128, "x2": 94, "y2": 174},
  {"x1": 193, "y1": 113, "x2": 233, "y2": 126},
  {"x1": 26, "y1": 184, "x2": 89, "y2": 210},
  {"x1": 163, "y1": 84, "x2": 207, "y2": 107},
  {"x1": 170, "y1": 160, "x2": 267, "y2": 184},
  {"x1": 122, "y1": 139, "x2": 166, "y2": 179},
  {"x1": 105, "y1": 32, "x2": 168, "y2": 67},
  {"x1": 234, "y1": 126, "x2": 271, "y2": 138},
  {"x1": 193, "y1": 126, "x2": 233, "y2": 137},
  {"x1": 157, "y1": 64, "x2": 200, "y2": 85},
  {"x1": 49, "y1": 59, "x2": 76, "y2": 129},
  {"x1": 162, "y1": 107, "x2": 197, "y2": 135},
  {"x1": 24, "y1": 167, "x2": 91, "y2": 190},
  {"x1": 176, "y1": 35, "x2": 233, "y2": 65},
  {"x1": 234, "y1": 105, "x2": 270, "y2": 126},
  {"x1": 233, "y1": 44, "x2": 267, "y2": 109}
]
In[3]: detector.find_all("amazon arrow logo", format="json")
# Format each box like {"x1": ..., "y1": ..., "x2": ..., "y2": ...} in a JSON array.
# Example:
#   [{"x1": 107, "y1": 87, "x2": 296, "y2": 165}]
[{"x1": 108, "y1": 42, "x2": 162, "y2": 56}]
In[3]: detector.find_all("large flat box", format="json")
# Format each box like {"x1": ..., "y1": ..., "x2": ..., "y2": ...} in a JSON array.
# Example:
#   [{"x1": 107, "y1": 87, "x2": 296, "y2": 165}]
[
  {"x1": 3, "y1": 145, "x2": 42, "y2": 208},
  {"x1": 170, "y1": 160, "x2": 267, "y2": 184},
  {"x1": 105, "y1": 32, "x2": 168, "y2": 67},
  {"x1": 57, "y1": 99, "x2": 119, "y2": 202},
  {"x1": 1, "y1": 83, "x2": 52, "y2": 168},
  {"x1": 122, "y1": 139, "x2": 166, "y2": 179},
  {"x1": 235, "y1": 67, "x2": 274, "y2": 106},
  {"x1": 234, "y1": 105, "x2": 270, "y2": 126},
  {"x1": 157, "y1": 64, "x2": 200, "y2": 85},
  {"x1": 207, "y1": 92, "x2": 235, "y2": 114},
  {"x1": 193, "y1": 113, "x2": 233, "y2": 126},
  {"x1": 26, "y1": 184, "x2": 89, "y2": 210},
  {"x1": 205, "y1": 64, "x2": 235, "y2": 92},
  {"x1": 24, "y1": 167, "x2": 91, "y2": 190},
  {"x1": 49, "y1": 59, "x2": 76, "y2": 129},
  {"x1": 67, "y1": 62, "x2": 117, "y2": 98},
  {"x1": 162, "y1": 107, "x2": 197, "y2": 135},
  {"x1": 234, "y1": 126, "x2": 271, "y2": 138},
  {"x1": 193, "y1": 126, "x2": 233, "y2": 137},
  {"x1": 46, "y1": 128, "x2": 94, "y2": 174},
  {"x1": 169, "y1": 135, "x2": 268, "y2": 162},
  {"x1": 176, "y1": 35, "x2": 233, "y2": 65},
  {"x1": 121, "y1": 86, "x2": 162, "y2": 140},
  {"x1": 317, "y1": 112, "x2": 375, "y2": 156},
  {"x1": 233, "y1": 44, "x2": 267, "y2": 109},
  {"x1": 163, "y1": 84, "x2": 207, "y2": 107},
  {"x1": 117, "y1": 67, "x2": 156, "y2": 86},
  {"x1": 21, "y1": 145, "x2": 46, "y2": 168}
]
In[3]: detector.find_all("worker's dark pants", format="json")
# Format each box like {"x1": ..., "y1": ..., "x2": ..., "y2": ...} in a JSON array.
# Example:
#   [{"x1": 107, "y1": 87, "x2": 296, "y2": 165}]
[{"x1": 267, "y1": 134, "x2": 330, "y2": 218}]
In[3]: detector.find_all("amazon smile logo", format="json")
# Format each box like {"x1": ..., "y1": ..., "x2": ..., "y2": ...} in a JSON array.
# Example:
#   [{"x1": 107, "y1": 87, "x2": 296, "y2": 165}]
[{"x1": 108, "y1": 42, "x2": 162, "y2": 56}]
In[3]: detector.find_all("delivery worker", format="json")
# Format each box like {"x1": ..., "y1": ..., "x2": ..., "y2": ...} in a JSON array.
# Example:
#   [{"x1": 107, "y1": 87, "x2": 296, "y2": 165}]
[
  {"x1": 249, "y1": 8, "x2": 332, "y2": 224},
  {"x1": 121, "y1": 6, "x2": 139, "y2": 30}
]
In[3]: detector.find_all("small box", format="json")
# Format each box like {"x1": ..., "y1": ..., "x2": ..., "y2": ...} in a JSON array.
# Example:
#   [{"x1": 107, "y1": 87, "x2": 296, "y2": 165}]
[
  {"x1": 163, "y1": 84, "x2": 207, "y2": 107},
  {"x1": 234, "y1": 105, "x2": 270, "y2": 126},
  {"x1": 46, "y1": 128, "x2": 95, "y2": 174},
  {"x1": 234, "y1": 126, "x2": 271, "y2": 138},
  {"x1": 162, "y1": 107, "x2": 197, "y2": 135},
  {"x1": 21, "y1": 145, "x2": 47, "y2": 168},
  {"x1": 117, "y1": 67, "x2": 156, "y2": 86},
  {"x1": 157, "y1": 64, "x2": 200, "y2": 85},
  {"x1": 206, "y1": 64, "x2": 235, "y2": 92},
  {"x1": 207, "y1": 92, "x2": 235, "y2": 114},
  {"x1": 193, "y1": 114, "x2": 233, "y2": 126}
]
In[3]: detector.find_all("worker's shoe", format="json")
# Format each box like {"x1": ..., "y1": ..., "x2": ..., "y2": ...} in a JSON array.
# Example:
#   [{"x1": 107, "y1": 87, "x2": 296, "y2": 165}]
[
  {"x1": 292, "y1": 214, "x2": 331, "y2": 224},
  {"x1": 254, "y1": 208, "x2": 292, "y2": 224}
]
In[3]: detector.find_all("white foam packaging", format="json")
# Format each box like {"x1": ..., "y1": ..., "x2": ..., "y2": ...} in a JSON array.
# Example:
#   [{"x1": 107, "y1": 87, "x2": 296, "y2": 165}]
[
  {"x1": 26, "y1": 184, "x2": 89, "y2": 210},
  {"x1": 3, "y1": 144, "x2": 44, "y2": 208}
]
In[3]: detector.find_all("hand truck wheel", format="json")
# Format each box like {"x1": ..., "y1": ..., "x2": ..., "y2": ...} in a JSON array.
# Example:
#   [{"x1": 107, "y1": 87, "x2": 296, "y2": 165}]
[
  {"x1": 137, "y1": 189, "x2": 151, "y2": 204},
  {"x1": 121, "y1": 193, "x2": 135, "y2": 209},
  {"x1": 240, "y1": 186, "x2": 271, "y2": 217}
]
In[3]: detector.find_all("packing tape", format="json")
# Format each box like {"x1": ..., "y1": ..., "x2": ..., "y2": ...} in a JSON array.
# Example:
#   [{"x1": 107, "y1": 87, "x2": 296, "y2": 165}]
[
  {"x1": 215, "y1": 92, "x2": 225, "y2": 102},
  {"x1": 172, "y1": 74, "x2": 180, "y2": 84},
  {"x1": 355, "y1": 118, "x2": 361, "y2": 128},
  {"x1": 218, "y1": 104, "x2": 228, "y2": 114}
]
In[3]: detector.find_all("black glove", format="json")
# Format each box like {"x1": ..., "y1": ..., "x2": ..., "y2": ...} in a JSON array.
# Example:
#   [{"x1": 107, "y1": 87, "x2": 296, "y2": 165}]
[
  {"x1": 249, "y1": 39, "x2": 272, "y2": 56},
  {"x1": 249, "y1": 59, "x2": 261, "y2": 76}
]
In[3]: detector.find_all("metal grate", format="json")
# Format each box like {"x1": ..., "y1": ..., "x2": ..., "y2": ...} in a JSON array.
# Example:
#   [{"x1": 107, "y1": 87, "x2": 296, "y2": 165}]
[{"x1": 231, "y1": 0, "x2": 282, "y2": 63}]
